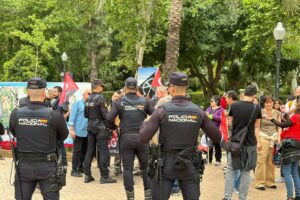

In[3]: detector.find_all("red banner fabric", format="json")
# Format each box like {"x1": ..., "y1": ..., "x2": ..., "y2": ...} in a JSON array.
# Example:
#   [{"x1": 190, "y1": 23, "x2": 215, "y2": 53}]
[
  {"x1": 59, "y1": 72, "x2": 79, "y2": 106},
  {"x1": 220, "y1": 111, "x2": 229, "y2": 142},
  {"x1": 151, "y1": 68, "x2": 162, "y2": 87}
]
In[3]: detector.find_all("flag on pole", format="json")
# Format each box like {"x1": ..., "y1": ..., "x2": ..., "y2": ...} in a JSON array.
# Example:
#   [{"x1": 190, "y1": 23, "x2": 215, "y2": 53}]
[
  {"x1": 219, "y1": 111, "x2": 228, "y2": 142},
  {"x1": 59, "y1": 72, "x2": 78, "y2": 106},
  {"x1": 151, "y1": 68, "x2": 162, "y2": 87}
]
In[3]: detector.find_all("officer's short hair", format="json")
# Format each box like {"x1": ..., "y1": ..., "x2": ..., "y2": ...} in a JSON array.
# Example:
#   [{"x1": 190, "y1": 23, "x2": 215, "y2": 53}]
[
  {"x1": 53, "y1": 86, "x2": 62, "y2": 93},
  {"x1": 244, "y1": 85, "x2": 257, "y2": 97},
  {"x1": 226, "y1": 90, "x2": 238, "y2": 101},
  {"x1": 91, "y1": 79, "x2": 104, "y2": 90}
]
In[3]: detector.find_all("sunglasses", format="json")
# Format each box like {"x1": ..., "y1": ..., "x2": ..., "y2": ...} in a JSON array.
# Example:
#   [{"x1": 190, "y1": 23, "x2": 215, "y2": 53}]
[{"x1": 210, "y1": 100, "x2": 214, "y2": 102}]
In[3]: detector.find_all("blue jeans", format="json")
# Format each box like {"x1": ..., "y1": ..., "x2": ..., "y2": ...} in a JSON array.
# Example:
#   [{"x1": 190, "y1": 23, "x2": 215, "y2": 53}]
[
  {"x1": 224, "y1": 153, "x2": 251, "y2": 200},
  {"x1": 234, "y1": 170, "x2": 241, "y2": 190},
  {"x1": 282, "y1": 161, "x2": 300, "y2": 198}
]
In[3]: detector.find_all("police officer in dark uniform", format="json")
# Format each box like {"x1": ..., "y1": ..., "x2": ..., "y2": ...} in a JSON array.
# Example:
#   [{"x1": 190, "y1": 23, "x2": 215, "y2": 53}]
[
  {"x1": 83, "y1": 79, "x2": 117, "y2": 184},
  {"x1": 106, "y1": 77, "x2": 154, "y2": 200},
  {"x1": 9, "y1": 77, "x2": 69, "y2": 200},
  {"x1": 139, "y1": 72, "x2": 226, "y2": 200}
]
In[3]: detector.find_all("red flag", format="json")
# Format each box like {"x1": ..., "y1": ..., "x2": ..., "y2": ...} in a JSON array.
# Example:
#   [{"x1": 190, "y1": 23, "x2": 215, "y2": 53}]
[
  {"x1": 219, "y1": 111, "x2": 228, "y2": 142},
  {"x1": 151, "y1": 68, "x2": 162, "y2": 87},
  {"x1": 59, "y1": 72, "x2": 78, "y2": 106}
]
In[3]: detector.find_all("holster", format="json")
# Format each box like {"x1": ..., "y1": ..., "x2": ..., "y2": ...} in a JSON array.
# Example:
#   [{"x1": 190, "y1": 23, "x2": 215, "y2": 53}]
[
  {"x1": 192, "y1": 149, "x2": 205, "y2": 176},
  {"x1": 174, "y1": 147, "x2": 205, "y2": 179},
  {"x1": 43, "y1": 173, "x2": 62, "y2": 194},
  {"x1": 147, "y1": 145, "x2": 158, "y2": 179},
  {"x1": 96, "y1": 121, "x2": 110, "y2": 140},
  {"x1": 56, "y1": 164, "x2": 67, "y2": 187}
]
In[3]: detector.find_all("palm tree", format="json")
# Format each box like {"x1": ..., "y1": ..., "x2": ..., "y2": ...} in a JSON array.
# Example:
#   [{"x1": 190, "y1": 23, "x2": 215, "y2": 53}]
[
  {"x1": 164, "y1": 0, "x2": 183, "y2": 79},
  {"x1": 280, "y1": 0, "x2": 300, "y2": 15}
]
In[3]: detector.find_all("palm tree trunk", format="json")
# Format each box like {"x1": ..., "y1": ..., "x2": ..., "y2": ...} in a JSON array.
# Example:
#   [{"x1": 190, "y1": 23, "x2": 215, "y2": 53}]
[
  {"x1": 90, "y1": 50, "x2": 98, "y2": 81},
  {"x1": 164, "y1": 0, "x2": 183, "y2": 79}
]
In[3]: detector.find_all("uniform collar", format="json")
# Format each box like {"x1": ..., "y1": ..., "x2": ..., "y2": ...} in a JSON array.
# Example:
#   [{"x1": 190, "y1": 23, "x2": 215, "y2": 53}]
[
  {"x1": 29, "y1": 101, "x2": 45, "y2": 106},
  {"x1": 172, "y1": 95, "x2": 189, "y2": 100},
  {"x1": 125, "y1": 92, "x2": 137, "y2": 96}
]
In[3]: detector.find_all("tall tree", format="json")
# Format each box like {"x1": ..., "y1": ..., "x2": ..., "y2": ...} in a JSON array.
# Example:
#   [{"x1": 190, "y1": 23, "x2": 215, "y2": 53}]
[
  {"x1": 105, "y1": 0, "x2": 168, "y2": 68},
  {"x1": 164, "y1": 0, "x2": 183, "y2": 79}
]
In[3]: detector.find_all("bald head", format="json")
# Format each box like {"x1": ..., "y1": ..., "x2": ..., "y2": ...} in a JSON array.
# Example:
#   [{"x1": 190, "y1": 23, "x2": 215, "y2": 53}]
[{"x1": 155, "y1": 86, "x2": 168, "y2": 99}]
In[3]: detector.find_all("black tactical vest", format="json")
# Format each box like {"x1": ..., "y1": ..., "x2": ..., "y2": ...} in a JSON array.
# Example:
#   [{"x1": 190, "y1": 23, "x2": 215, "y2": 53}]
[
  {"x1": 119, "y1": 96, "x2": 147, "y2": 134},
  {"x1": 15, "y1": 106, "x2": 56, "y2": 153},
  {"x1": 160, "y1": 101, "x2": 202, "y2": 150},
  {"x1": 85, "y1": 93, "x2": 103, "y2": 121},
  {"x1": 85, "y1": 93, "x2": 105, "y2": 133}
]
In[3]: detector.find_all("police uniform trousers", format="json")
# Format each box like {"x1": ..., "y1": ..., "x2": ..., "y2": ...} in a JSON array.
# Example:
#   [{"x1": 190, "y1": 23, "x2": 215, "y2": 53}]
[
  {"x1": 84, "y1": 131, "x2": 109, "y2": 177},
  {"x1": 72, "y1": 136, "x2": 87, "y2": 171},
  {"x1": 120, "y1": 134, "x2": 151, "y2": 191},
  {"x1": 151, "y1": 154, "x2": 200, "y2": 200},
  {"x1": 15, "y1": 162, "x2": 59, "y2": 200}
]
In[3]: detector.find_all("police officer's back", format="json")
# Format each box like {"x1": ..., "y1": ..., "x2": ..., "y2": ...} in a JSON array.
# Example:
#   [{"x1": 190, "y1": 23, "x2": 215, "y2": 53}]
[
  {"x1": 139, "y1": 72, "x2": 224, "y2": 200},
  {"x1": 106, "y1": 77, "x2": 154, "y2": 200},
  {"x1": 83, "y1": 79, "x2": 116, "y2": 184},
  {"x1": 9, "y1": 77, "x2": 68, "y2": 200}
]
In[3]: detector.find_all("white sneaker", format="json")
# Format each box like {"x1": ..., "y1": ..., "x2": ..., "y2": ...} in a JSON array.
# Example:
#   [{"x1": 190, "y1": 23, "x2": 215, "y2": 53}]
[
  {"x1": 233, "y1": 189, "x2": 239, "y2": 195},
  {"x1": 214, "y1": 161, "x2": 221, "y2": 166},
  {"x1": 275, "y1": 177, "x2": 285, "y2": 183}
]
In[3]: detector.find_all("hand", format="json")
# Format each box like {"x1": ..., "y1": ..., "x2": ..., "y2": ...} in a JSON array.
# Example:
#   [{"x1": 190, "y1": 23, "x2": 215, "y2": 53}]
[
  {"x1": 257, "y1": 143, "x2": 262, "y2": 151},
  {"x1": 70, "y1": 130, "x2": 76, "y2": 139}
]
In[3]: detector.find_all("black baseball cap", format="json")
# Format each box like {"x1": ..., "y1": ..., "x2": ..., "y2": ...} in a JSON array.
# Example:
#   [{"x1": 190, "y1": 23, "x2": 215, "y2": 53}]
[
  {"x1": 92, "y1": 79, "x2": 105, "y2": 87},
  {"x1": 168, "y1": 72, "x2": 188, "y2": 86},
  {"x1": 27, "y1": 77, "x2": 47, "y2": 89},
  {"x1": 125, "y1": 77, "x2": 137, "y2": 89}
]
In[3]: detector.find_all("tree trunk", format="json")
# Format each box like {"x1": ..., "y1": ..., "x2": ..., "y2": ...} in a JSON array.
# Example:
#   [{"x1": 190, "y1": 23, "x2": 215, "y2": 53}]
[
  {"x1": 164, "y1": 0, "x2": 183, "y2": 79},
  {"x1": 136, "y1": 30, "x2": 147, "y2": 67},
  {"x1": 136, "y1": 0, "x2": 153, "y2": 67},
  {"x1": 90, "y1": 50, "x2": 98, "y2": 81}
]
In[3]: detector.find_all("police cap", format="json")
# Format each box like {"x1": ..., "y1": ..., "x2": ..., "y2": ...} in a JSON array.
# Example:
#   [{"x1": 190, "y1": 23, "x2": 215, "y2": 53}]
[
  {"x1": 125, "y1": 77, "x2": 137, "y2": 89},
  {"x1": 92, "y1": 79, "x2": 105, "y2": 87},
  {"x1": 27, "y1": 77, "x2": 47, "y2": 89},
  {"x1": 168, "y1": 72, "x2": 188, "y2": 86}
]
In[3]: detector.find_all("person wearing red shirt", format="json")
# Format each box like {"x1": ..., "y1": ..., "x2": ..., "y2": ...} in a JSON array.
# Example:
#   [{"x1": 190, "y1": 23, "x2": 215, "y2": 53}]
[{"x1": 269, "y1": 106, "x2": 300, "y2": 200}]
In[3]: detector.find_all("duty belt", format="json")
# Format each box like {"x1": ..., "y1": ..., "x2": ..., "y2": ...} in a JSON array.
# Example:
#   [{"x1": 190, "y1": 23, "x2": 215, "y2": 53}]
[{"x1": 18, "y1": 152, "x2": 57, "y2": 163}]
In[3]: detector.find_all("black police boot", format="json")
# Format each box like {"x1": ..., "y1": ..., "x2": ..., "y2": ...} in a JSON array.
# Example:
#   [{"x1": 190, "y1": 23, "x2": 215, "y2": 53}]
[
  {"x1": 100, "y1": 177, "x2": 117, "y2": 184},
  {"x1": 78, "y1": 167, "x2": 84, "y2": 174},
  {"x1": 125, "y1": 190, "x2": 134, "y2": 200},
  {"x1": 144, "y1": 189, "x2": 151, "y2": 200},
  {"x1": 84, "y1": 175, "x2": 95, "y2": 183},
  {"x1": 71, "y1": 169, "x2": 82, "y2": 177}
]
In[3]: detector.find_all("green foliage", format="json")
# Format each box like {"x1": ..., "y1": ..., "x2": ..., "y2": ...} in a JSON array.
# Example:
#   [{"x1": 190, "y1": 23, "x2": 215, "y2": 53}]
[
  {"x1": 105, "y1": 0, "x2": 170, "y2": 68},
  {"x1": 0, "y1": 0, "x2": 300, "y2": 99},
  {"x1": 102, "y1": 91, "x2": 115, "y2": 103},
  {"x1": 189, "y1": 91, "x2": 209, "y2": 108},
  {"x1": 3, "y1": 45, "x2": 48, "y2": 81}
]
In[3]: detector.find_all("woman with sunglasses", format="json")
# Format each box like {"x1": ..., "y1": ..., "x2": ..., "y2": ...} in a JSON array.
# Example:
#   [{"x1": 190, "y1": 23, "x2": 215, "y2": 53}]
[{"x1": 206, "y1": 95, "x2": 224, "y2": 166}]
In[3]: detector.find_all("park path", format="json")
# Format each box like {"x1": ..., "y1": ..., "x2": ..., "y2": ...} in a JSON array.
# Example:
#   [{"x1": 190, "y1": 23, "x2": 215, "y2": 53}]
[{"x1": 0, "y1": 157, "x2": 286, "y2": 200}]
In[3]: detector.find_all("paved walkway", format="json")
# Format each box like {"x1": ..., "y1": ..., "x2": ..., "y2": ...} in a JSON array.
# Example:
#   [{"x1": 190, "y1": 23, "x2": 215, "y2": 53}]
[{"x1": 0, "y1": 157, "x2": 286, "y2": 200}]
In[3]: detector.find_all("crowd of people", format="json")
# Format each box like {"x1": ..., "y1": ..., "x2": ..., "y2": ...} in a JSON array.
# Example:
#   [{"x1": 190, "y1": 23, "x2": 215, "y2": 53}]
[{"x1": 1, "y1": 73, "x2": 300, "y2": 200}]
